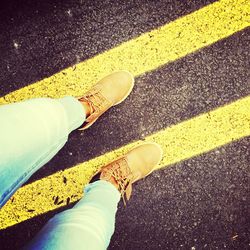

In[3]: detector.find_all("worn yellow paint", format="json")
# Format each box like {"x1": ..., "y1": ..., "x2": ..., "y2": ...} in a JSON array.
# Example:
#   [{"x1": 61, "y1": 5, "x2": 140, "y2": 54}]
[
  {"x1": 0, "y1": 0, "x2": 249, "y2": 104},
  {"x1": 1, "y1": 95, "x2": 250, "y2": 229}
]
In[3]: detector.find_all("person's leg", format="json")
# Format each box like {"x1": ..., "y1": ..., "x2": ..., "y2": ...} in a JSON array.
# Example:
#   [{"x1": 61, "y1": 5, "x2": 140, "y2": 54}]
[
  {"x1": 25, "y1": 180, "x2": 120, "y2": 250},
  {"x1": 25, "y1": 143, "x2": 163, "y2": 250},
  {"x1": 0, "y1": 71, "x2": 134, "y2": 208},
  {"x1": 0, "y1": 96, "x2": 85, "y2": 207}
]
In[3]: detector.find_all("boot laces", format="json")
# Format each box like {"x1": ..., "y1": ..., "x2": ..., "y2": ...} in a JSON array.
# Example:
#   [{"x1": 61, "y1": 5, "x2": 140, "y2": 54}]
[{"x1": 101, "y1": 157, "x2": 133, "y2": 206}]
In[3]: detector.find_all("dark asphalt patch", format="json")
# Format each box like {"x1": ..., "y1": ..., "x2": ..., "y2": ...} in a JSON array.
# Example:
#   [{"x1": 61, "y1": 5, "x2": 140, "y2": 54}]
[
  {"x1": 0, "y1": 0, "x2": 215, "y2": 96},
  {"x1": 110, "y1": 136, "x2": 250, "y2": 250}
]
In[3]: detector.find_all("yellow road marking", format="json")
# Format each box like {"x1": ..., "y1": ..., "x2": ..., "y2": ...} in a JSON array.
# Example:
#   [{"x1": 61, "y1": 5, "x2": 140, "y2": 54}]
[
  {"x1": 0, "y1": 0, "x2": 249, "y2": 104},
  {"x1": 1, "y1": 95, "x2": 250, "y2": 229}
]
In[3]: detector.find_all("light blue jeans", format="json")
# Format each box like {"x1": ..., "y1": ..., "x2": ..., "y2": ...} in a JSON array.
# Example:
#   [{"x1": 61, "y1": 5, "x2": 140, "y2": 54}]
[{"x1": 0, "y1": 96, "x2": 120, "y2": 250}]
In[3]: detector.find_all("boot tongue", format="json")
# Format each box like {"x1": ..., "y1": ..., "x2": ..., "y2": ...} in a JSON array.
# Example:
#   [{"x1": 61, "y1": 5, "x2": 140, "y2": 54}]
[
  {"x1": 123, "y1": 183, "x2": 132, "y2": 206},
  {"x1": 78, "y1": 87, "x2": 113, "y2": 130},
  {"x1": 131, "y1": 171, "x2": 142, "y2": 183}
]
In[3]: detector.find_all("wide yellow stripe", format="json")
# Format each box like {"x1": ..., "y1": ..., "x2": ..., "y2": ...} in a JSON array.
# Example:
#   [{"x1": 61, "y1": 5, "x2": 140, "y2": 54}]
[
  {"x1": 0, "y1": 0, "x2": 249, "y2": 104},
  {"x1": 1, "y1": 95, "x2": 250, "y2": 229}
]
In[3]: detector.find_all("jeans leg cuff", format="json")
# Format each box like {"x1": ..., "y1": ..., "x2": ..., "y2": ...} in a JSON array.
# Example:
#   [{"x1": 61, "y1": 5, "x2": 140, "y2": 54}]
[
  {"x1": 58, "y1": 96, "x2": 86, "y2": 133},
  {"x1": 85, "y1": 180, "x2": 121, "y2": 202}
]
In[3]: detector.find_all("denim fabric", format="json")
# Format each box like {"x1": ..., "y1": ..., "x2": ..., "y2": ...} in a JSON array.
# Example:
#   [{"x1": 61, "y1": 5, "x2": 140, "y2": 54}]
[
  {"x1": 26, "y1": 180, "x2": 120, "y2": 250},
  {"x1": 0, "y1": 96, "x2": 85, "y2": 207},
  {"x1": 0, "y1": 96, "x2": 120, "y2": 250}
]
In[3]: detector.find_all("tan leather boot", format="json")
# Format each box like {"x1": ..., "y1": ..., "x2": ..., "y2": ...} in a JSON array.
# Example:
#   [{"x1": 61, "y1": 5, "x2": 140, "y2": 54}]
[
  {"x1": 78, "y1": 71, "x2": 134, "y2": 130},
  {"x1": 90, "y1": 143, "x2": 163, "y2": 205}
]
